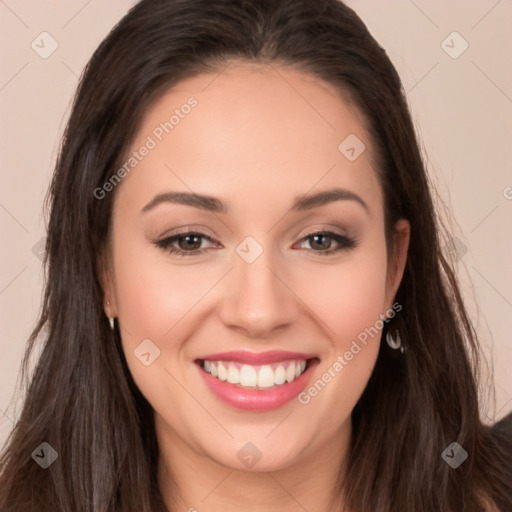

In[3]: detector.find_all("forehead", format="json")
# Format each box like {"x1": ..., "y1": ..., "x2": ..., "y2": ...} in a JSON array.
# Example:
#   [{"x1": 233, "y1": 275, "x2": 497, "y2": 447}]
[{"x1": 115, "y1": 62, "x2": 382, "y2": 216}]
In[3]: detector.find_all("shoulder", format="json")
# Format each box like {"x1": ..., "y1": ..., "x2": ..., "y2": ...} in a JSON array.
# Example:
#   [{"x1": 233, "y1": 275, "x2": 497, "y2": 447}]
[
  {"x1": 480, "y1": 411, "x2": 512, "y2": 512},
  {"x1": 491, "y1": 411, "x2": 512, "y2": 436}
]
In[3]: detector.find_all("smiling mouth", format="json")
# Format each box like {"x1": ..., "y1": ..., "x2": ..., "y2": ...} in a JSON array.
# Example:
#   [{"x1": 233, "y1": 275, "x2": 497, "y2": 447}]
[{"x1": 194, "y1": 357, "x2": 318, "y2": 390}]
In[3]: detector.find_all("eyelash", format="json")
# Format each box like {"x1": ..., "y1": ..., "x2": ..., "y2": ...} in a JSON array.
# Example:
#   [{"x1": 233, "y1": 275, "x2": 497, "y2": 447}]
[{"x1": 154, "y1": 229, "x2": 357, "y2": 257}]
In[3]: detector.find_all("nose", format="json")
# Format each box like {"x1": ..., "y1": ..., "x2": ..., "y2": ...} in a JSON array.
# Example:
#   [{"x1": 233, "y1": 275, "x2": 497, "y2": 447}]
[{"x1": 217, "y1": 247, "x2": 299, "y2": 339}]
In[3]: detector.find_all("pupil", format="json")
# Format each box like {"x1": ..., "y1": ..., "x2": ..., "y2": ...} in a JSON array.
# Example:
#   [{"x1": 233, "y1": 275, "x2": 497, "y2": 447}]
[
  {"x1": 311, "y1": 234, "x2": 331, "y2": 250},
  {"x1": 180, "y1": 234, "x2": 201, "y2": 250}
]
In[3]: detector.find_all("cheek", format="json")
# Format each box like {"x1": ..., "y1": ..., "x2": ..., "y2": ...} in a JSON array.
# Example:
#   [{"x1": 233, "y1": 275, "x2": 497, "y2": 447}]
[
  {"x1": 111, "y1": 229, "x2": 217, "y2": 339},
  {"x1": 295, "y1": 245, "x2": 389, "y2": 347},
  {"x1": 291, "y1": 241, "x2": 388, "y2": 415},
  {"x1": 110, "y1": 240, "x2": 216, "y2": 414}
]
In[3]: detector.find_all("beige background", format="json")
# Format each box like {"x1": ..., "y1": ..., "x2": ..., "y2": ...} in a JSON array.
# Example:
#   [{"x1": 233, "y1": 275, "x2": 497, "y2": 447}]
[{"x1": 1, "y1": 0, "x2": 511, "y2": 448}]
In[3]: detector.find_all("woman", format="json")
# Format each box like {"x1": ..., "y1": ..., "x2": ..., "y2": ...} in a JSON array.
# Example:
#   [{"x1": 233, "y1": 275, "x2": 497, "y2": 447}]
[{"x1": 0, "y1": 0, "x2": 510, "y2": 510}]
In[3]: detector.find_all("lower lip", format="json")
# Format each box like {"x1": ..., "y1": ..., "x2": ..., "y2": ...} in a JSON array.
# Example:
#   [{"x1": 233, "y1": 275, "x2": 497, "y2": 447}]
[{"x1": 196, "y1": 359, "x2": 320, "y2": 412}]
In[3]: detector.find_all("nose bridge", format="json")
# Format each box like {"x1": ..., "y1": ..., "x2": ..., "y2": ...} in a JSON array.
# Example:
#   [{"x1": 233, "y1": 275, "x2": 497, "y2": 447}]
[{"x1": 218, "y1": 239, "x2": 298, "y2": 337}]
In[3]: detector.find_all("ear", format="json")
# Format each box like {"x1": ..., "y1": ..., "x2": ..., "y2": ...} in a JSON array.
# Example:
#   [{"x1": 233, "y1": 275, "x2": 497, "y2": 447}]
[
  {"x1": 384, "y1": 218, "x2": 410, "y2": 309},
  {"x1": 98, "y1": 246, "x2": 119, "y2": 318}
]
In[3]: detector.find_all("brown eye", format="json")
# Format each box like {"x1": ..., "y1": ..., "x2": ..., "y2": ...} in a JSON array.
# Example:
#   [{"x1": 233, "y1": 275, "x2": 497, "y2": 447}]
[
  {"x1": 176, "y1": 234, "x2": 203, "y2": 251},
  {"x1": 309, "y1": 233, "x2": 334, "y2": 250},
  {"x1": 297, "y1": 231, "x2": 356, "y2": 255},
  {"x1": 155, "y1": 231, "x2": 217, "y2": 256}
]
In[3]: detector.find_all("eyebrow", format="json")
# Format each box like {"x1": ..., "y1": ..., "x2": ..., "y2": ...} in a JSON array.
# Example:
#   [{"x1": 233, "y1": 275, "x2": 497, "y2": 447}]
[{"x1": 141, "y1": 187, "x2": 369, "y2": 214}]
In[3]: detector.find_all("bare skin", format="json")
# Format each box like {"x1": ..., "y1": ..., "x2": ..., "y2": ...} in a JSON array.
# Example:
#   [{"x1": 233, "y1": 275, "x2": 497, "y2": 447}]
[{"x1": 102, "y1": 61, "x2": 410, "y2": 512}]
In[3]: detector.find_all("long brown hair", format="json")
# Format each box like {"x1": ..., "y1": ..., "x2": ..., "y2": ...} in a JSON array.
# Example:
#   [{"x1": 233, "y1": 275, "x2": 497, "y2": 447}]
[{"x1": 1, "y1": 1, "x2": 510, "y2": 510}]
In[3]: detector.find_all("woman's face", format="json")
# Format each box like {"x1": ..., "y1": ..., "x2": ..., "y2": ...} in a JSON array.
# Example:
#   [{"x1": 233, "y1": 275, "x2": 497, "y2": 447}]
[{"x1": 103, "y1": 62, "x2": 409, "y2": 475}]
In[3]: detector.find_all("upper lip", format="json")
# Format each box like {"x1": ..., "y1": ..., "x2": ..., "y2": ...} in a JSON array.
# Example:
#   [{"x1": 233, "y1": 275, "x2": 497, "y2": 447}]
[{"x1": 196, "y1": 350, "x2": 317, "y2": 365}]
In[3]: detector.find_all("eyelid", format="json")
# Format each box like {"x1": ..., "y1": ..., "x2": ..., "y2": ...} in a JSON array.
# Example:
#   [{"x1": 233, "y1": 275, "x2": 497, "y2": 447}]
[
  {"x1": 154, "y1": 229, "x2": 219, "y2": 252},
  {"x1": 293, "y1": 228, "x2": 356, "y2": 252},
  {"x1": 295, "y1": 225, "x2": 349, "y2": 241},
  {"x1": 154, "y1": 226, "x2": 357, "y2": 257},
  {"x1": 157, "y1": 224, "x2": 219, "y2": 239}
]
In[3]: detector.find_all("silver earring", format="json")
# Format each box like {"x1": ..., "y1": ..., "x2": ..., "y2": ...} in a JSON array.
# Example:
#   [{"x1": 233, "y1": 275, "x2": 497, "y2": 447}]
[
  {"x1": 386, "y1": 329, "x2": 404, "y2": 353},
  {"x1": 105, "y1": 300, "x2": 115, "y2": 331}
]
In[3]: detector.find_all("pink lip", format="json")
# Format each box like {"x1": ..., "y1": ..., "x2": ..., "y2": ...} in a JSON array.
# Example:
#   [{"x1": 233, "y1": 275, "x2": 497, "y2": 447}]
[
  {"x1": 197, "y1": 350, "x2": 316, "y2": 365},
  {"x1": 195, "y1": 357, "x2": 320, "y2": 412}
]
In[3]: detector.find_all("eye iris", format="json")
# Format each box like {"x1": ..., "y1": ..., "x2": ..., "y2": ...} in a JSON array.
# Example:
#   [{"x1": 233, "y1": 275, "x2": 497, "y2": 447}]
[
  {"x1": 310, "y1": 233, "x2": 332, "y2": 250},
  {"x1": 179, "y1": 234, "x2": 202, "y2": 250}
]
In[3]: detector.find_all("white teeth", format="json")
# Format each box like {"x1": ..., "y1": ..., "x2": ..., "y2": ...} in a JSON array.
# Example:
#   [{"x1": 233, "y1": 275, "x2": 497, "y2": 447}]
[
  {"x1": 227, "y1": 364, "x2": 239, "y2": 384},
  {"x1": 202, "y1": 359, "x2": 309, "y2": 388},
  {"x1": 217, "y1": 361, "x2": 227, "y2": 381},
  {"x1": 258, "y1": 365, "x2": 275, "y2": 388},
  {"x1": 274, "y1": 365, "x2": 286, "y2": 385},
  {"x1": 239, "y1": 364, "x2": 257, "y2": 386},
  {"x1": 285, "y1": 362, "x2": 296, "y2": 383}
]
